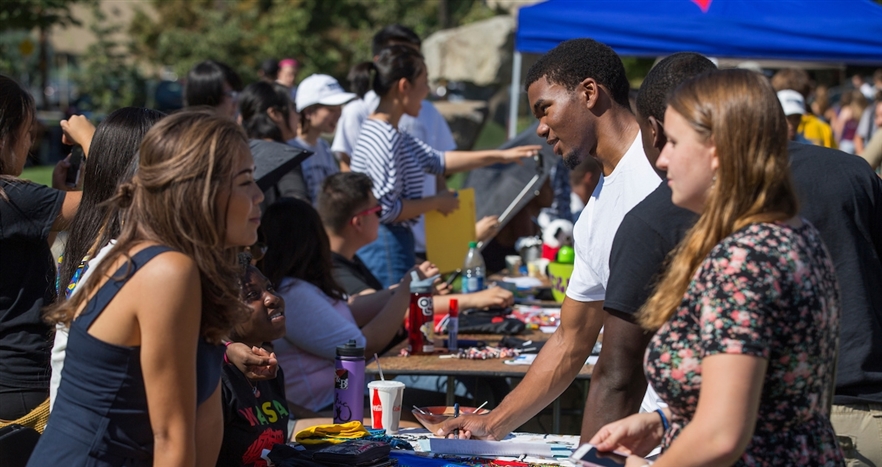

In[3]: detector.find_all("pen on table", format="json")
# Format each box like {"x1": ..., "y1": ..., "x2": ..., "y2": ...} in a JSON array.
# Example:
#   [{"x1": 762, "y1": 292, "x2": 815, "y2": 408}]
[{"x1": 453, "y1": 402, "x2": 460, "y2": 439}]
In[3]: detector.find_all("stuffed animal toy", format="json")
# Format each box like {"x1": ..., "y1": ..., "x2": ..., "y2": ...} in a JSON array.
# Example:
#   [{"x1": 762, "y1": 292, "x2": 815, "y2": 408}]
[{"x1": 540, "y1": 218, "x2": 574, "y2": 261}]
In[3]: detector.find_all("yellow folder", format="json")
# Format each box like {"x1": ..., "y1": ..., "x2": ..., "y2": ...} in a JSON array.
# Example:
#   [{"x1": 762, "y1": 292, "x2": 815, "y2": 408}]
[{"x1": 425, "y1": 187, "x2": 476, "y2": 273}]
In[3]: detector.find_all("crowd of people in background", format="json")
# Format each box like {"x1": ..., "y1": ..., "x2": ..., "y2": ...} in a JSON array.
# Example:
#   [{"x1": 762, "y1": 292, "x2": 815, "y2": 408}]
[
  {"x1": 771, "y1": 67, "x2": 882, "y2": 169},
  {"x1": 1, "y1": 21, "x2": 881, "y2": 467}
]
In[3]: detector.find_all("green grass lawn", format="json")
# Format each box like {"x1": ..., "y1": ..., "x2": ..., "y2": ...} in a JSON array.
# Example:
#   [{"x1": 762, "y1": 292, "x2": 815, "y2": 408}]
[{"x1": 20, "y1": 165, "x2": 55, "y2": 187}]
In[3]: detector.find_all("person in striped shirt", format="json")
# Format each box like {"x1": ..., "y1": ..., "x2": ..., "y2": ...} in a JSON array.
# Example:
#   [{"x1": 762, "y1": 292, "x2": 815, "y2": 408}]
[{"x1": 349, "y1": 44, "x2": 541, "y2": 287}]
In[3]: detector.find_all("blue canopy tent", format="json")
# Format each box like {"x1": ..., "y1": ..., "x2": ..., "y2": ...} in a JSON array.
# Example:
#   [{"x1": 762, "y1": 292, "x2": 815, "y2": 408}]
[{"x1": 507, "y1": 0, "x2": 882, "y2": 136}]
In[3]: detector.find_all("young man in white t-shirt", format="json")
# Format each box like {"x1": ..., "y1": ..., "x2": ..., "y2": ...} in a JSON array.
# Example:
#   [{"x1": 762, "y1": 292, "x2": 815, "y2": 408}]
[{"x1": 438, "y1": 39, "x2": 661, "y2": 441}]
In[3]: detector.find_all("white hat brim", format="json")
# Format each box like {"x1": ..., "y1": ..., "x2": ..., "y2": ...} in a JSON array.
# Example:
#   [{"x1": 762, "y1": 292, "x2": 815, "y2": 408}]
[{"x1": 312, "y1": 92, "x2": 357, "y2": 109}]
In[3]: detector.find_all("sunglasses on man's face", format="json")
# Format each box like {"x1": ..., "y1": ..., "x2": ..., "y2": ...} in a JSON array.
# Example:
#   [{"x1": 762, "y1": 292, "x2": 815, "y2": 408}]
[{"x1": 353, "y1": 205, "x2": 382, "y2": 219}]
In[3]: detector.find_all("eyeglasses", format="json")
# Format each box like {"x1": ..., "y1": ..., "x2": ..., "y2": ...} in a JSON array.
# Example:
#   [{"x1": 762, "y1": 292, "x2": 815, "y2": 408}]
[
  {"x1": 353, "y1": 205, "x2": 382, "y2": 219},
  {"x1": 248, "y1": 242, "x2": 268, "y2": 262}
]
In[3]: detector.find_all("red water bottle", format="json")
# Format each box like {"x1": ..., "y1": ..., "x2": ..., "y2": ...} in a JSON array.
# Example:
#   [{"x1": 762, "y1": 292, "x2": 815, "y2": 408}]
[{"x1": 408, "y1": 271, "x2": 436, "y2": 354}]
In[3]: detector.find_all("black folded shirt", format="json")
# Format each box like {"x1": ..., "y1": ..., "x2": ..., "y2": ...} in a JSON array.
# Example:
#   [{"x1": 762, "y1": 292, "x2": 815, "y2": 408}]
[{"x1": 312, "y1": 440, "x2": 392, "y2": 466}]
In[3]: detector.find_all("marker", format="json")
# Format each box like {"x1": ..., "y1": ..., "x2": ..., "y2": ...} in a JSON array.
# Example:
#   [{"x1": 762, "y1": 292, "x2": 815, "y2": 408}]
[
  {"x1": 453, "y1": 403, "x2": 460, "y2": 439},
  {"x1": 448, "y1": 299, "x2": 459, "y2": 352}
]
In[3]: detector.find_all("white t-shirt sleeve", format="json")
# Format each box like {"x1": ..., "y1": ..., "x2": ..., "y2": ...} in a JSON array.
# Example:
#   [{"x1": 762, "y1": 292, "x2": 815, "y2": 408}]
[
  {"x1": 278, "y1": 280, "x2": 365, "y2": 361},
  {"x1": 564, "y1": 133, "x2": 661, "y2": 303},
  {"x1": 565, "y1": 198, "x2": 607, "y2": 302},
  {"x1": 331, "y1": 99, "x2": 367, "y2": 157}
]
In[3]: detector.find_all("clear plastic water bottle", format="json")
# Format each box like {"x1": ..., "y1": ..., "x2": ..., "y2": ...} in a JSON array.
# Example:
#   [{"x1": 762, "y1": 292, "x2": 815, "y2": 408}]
[{"x1": 462, "y1": 241, "x2": 485, "y2": 293}]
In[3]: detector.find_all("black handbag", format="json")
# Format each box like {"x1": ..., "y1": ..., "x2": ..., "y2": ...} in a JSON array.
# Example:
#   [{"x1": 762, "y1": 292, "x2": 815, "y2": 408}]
[
  {"x1": 0, "y1": 424, "x2": 40, "y2": 467},
  {"x1": 458, "y1": 314, "x2": 526, "y2": 335}
]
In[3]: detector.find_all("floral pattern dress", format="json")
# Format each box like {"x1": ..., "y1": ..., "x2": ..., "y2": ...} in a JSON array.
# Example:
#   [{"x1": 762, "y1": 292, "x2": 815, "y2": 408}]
[{"x1": 645, "y1": 222, "x2": 845, "y2": 466}]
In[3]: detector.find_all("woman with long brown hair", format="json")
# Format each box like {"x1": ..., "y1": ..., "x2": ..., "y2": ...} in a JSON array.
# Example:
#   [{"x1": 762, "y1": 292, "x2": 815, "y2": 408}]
[
  {"x1": 590, "y1": 69, "x2": 844, "y2": 466},
  {"x1": 30, "y1": 109, "x2": 264, "y2": 466}
]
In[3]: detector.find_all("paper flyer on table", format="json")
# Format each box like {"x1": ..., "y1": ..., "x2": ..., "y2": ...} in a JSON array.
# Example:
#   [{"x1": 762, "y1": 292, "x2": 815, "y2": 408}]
[
  {"x1": 419, "y1": 438, "x2": 571, "y2": 458},
  {"x1": 504, "y1": 354, "x2": 598, "y2": 366}
]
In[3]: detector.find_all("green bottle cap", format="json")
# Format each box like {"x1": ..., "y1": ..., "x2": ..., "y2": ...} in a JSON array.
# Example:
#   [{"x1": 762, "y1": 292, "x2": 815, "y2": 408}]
[{"x1": 557, "y1": 245, "x2": 576, "y2": 264}]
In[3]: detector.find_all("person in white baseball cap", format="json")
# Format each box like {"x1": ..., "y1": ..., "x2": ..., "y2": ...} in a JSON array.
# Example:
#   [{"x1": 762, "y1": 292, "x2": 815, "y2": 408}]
[
  {"x1": 777, "y1": 89, "x2": 807, "y2": 142},
  {"x1": 290, "y1": 74, "x2": 356, "y2": 203}
]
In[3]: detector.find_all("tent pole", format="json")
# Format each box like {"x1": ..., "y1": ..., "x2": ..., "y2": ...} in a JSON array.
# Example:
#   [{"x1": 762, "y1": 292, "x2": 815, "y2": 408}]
[{"x1": 508, "y1": 51, "x2": 523, "y2": 140}]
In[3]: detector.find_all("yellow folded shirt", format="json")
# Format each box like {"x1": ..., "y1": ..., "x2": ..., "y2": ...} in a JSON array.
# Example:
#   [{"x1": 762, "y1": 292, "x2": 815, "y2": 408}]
[{"x1": 295, "y1": 421, "x2": 370, "y2": 445}]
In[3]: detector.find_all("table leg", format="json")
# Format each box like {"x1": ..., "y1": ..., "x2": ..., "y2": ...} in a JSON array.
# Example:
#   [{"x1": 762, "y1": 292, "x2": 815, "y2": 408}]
[{"x1": 446, "y1": 377, "x2": 455, "y2": 406}]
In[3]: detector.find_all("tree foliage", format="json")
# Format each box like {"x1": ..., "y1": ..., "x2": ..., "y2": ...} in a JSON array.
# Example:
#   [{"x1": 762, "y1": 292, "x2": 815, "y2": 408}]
[
  {"x1": 0, "y1": 0, "x2": 86, "y2": 31},
  {"x1": 0, "y1": 30, "x2": 39, "y2": 79},
  {"x1": 128, "y1": 0, "x2": 500, "y2": 85},
  {"x1": 73, "y1": 4, "x2": 147, "y2": 113}
]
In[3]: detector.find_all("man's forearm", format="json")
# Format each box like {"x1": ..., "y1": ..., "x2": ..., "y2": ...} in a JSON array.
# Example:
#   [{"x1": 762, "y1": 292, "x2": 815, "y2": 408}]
[
  {"x1": 580, "y1": 311, "x2": 655, "y2": 441},
  {"x1": 580, "y1": 359, "x2": 648, "y2": 440},
  {"x1": 487, "y1": 298, "x2": 604, "y2": 437}
]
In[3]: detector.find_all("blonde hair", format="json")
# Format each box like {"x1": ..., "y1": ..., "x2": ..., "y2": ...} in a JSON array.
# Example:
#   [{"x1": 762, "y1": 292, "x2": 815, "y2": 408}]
[
  {"x1": 45, "y1": 109, "x2": 250, "y2": 343},
  {"x1": 638, "y1": 69, "x2": 798, "y2": 330}
]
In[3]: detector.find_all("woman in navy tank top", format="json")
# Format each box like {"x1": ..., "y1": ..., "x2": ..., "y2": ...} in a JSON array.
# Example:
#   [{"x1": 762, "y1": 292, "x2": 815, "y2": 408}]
[{"x1": 31, "y1": 110, "x2": 264, "y2": 466}]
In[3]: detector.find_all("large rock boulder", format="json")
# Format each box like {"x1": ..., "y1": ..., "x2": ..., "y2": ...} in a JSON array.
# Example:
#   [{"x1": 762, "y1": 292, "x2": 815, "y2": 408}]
[
  {"x1": 486, "y1": 0, "x2": 542, "y2": 16},
  {"x1": 422, "y1": 15, "x2": 515, "y2": 87}
]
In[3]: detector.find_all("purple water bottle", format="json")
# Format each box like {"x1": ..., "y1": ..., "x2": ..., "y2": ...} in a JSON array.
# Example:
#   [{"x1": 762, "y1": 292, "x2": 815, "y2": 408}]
[{"x1": 334, "y1": 339, "x2": 365, "y2": 424}]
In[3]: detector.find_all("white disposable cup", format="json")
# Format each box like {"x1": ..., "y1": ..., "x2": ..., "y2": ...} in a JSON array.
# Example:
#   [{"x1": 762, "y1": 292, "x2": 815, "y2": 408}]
[{"x1": 368, "y1": 380, "x2": 405, "y2": 434}]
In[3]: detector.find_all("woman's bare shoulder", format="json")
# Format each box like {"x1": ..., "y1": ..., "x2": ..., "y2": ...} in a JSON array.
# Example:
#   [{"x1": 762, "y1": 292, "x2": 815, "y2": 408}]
[{"x1": 121, "y1": 243, "x2": 200, "y2": 292}]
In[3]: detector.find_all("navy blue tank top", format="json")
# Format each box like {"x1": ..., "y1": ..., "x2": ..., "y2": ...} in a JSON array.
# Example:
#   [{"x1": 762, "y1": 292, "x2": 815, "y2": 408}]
[{"x1": 28, "y1": 246, "x2": 224, "y2": 466}]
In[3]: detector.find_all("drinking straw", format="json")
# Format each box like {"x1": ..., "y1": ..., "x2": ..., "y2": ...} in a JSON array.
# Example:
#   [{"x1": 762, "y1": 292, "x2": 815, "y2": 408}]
[
  {"x1": 374, "y1": 353, "x2": 385, "y2": 381},
  {"x1": 476, "y1": 401, "x2": 489, "y2": 412}
]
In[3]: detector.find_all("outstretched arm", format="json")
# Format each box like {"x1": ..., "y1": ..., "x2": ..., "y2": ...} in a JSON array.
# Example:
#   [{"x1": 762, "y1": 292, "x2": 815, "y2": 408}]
[
  {"x1": 443, "y1": 145, "x2": 542, "y2": 174},
  {"x1": 439, "y1": 297, "x2": 604, "y2": 439}
]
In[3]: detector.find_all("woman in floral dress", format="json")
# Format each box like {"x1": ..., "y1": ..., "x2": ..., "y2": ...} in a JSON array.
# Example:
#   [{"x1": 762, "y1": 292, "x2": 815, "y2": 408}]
[{"x1": 590, "y1": 69, "x2": 844, "y2": 466}]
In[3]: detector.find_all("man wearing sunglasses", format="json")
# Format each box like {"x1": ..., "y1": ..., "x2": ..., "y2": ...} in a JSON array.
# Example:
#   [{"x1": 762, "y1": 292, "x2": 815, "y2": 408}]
[{"x1": 317, "y1": 172, "x2": 514, "y2": 315}]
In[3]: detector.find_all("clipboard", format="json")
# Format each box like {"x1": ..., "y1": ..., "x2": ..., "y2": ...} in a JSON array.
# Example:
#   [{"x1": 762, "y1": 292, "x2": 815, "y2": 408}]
[{"x1": 425, "y1": 188, "x2": 476, "y2": 273}]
